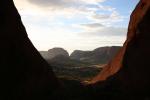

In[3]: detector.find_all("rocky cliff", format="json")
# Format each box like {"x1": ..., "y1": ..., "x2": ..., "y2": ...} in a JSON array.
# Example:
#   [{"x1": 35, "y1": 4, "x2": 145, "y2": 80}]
[
  {"x1": 90, "y1": 0, "x2": 150, "y2": 98},
  {"x1": 0, "y1": 0, "x2": 59, "y2": 99}
]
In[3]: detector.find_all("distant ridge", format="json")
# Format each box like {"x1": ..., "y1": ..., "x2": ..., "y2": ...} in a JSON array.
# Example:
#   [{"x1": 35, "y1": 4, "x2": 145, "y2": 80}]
[
  {"x1": 39, "y1": 46, "x2": 121, "y2": 65},
  {"x1": 70, "y1": 46, "x2": 121, "y2": 64}
]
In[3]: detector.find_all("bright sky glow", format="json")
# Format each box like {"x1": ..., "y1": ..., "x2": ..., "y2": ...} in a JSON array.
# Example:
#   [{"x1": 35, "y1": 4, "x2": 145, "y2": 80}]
[{"x1": 14, "y1": 0, "x2": 139, "y2": 53}]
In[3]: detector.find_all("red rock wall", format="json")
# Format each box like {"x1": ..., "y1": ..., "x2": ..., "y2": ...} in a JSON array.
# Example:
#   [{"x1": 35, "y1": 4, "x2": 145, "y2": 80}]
[{"x1": 91, "y1": 0, "x2": 150, "y2": 84}]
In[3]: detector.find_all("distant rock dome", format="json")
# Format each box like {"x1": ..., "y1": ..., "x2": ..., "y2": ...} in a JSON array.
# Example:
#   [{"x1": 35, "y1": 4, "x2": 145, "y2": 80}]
[{"x1": 47, "y1": 48, "x2": 69, "y2": 59}]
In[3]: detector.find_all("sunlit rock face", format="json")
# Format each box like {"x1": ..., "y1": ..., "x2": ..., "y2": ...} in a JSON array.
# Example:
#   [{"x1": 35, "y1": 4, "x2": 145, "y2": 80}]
[
  {"x1": 0, "y1": 0, "x2": 59, "y2": 99},
  {"x1": 91, "y1": 0, "x2": 150, "y2": 98}
]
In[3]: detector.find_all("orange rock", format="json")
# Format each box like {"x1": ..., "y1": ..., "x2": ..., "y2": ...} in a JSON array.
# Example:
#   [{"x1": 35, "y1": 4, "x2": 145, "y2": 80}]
[{"x1": 91, "y1": 0, "x2": 150, "y2": 85}]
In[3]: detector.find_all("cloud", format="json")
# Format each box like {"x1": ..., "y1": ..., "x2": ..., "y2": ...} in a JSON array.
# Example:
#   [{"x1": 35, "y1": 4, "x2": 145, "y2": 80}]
[
  {"x1": 80, "y1": 23, "x2": 104, "y2": 30},
  {"x1": 91, "y1": 11, "x2": 124, "y2": 22},
  {"x1": 14, "y1": 0, "x2": 127, "y2": 38},
  {"x1": 27, "y1": 0, "x2": 73, "y2": 9},
  {"x1": 14, "y1": 0, "x2": 121, "y2": 21},
  {"x1": 78, "y1": 27, "x2": 127, "y2": 37},
  {"x1": 75, "y1": 21, "x2": 127, "y2": 37},
  {"x1": 27, "y1": 0, "x2": 106, "y2": 8},
  {"x1": 92, "y1": 14, "x2": 110, "y2": 20},
  {"x1": 13, "y1": 0, "x2": 128, "y2": 53},
  {"x1": 14, "y1": 0, "x2": 113, "y2": 15}
]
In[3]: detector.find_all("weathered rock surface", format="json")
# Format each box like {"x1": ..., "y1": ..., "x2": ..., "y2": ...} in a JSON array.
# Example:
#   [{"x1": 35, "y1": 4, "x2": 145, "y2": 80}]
[
  {"x1": 0, "y1": 0, "x2": 59, "y2": 99},
  {"x1": 90, "y1": 0, "x2": 150, "y2": 98}
]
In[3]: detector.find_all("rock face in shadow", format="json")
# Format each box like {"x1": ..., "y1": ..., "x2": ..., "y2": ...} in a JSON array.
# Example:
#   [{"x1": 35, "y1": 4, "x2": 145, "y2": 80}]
[
  {"x1": 91, "y1": 0, "x2": 150, "y2": 98},
  {"x1": 70, "y1": 46, "x2": 121, "y2": 64},
  {"x1": 40, "y1": 48, "x2": 69, "y2": 60},
  {"x1": 0, "y1": 0, "x2": 59, "y2": 99}
]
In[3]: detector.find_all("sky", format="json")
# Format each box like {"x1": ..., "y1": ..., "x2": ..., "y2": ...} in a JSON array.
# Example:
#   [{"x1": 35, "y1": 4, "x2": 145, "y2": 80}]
[{"x1": 14, "y1": 0, "x2": 139, "y2": 54}]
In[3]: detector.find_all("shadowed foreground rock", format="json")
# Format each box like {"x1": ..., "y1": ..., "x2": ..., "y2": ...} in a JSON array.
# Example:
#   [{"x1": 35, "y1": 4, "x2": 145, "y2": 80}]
[{"x1": 0, "y1": 0, "x2": 59, "y2": 99}]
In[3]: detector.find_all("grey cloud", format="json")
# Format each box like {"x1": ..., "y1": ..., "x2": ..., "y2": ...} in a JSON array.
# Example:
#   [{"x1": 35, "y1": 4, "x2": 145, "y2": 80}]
[
  {"x1": 81, "y1": 23, "x2": 104, "y2": 28},
  {"x1": 91, "y1": 11, "x2": 123, "y2": 22},
  {"x1": 27, "y1": 0, "x2": 108, "y2": 10},
  {"x1": 25, "y1": 0, "x2": 118, "y2": 21},
  {"x1": 79, "y1": 27, "x2": 127, "y2": 37},
  {"x1": 27, "y1": 0, "x2": 76, "y2": 8},
  {"x1": 92, "y1": 14, "x2": 110, "y2": 20}
]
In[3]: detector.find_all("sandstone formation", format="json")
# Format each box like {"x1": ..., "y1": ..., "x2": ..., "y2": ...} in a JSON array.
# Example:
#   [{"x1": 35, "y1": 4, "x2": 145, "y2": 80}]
[
  {"x1": 90, "y1": 0, "x2": 150, "y2": 98},
  {"x1": 0, "y1": 0, "x2": 59, "y2": 99},
  {"x1": 91, "y1": 0, "x2": 150, "y2": 83}
]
